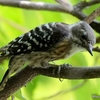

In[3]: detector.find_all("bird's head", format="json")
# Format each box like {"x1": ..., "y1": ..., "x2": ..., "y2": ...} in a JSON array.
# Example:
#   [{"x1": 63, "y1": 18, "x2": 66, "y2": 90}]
[{"x1": 70, "y1": 21, "x2": 96, "y2": 56}]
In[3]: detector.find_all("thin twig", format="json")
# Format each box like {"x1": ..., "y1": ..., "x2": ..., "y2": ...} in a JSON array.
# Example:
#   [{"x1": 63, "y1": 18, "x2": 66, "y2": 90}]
[
  {"x1": 75, "y1": 0, "x2": 100, "y2": 10},
  {"x1": 96, "y1": 37, "x2": 100, "y2": 43},
  {"x1": 93, "y1": 46, "x2": 100, "y2": 52},
  {"x1": 84, "y1": 7, "x2": 100, "y2": 24}
]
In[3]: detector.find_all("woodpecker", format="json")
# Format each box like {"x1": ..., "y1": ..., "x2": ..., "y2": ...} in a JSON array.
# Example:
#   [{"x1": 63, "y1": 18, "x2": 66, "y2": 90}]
[{"x1": 0, "y1": 21, "x2": 96, "y2": 91}]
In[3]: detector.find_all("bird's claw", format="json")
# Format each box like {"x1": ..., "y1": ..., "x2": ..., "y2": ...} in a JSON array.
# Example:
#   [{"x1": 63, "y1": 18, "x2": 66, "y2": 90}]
[{"x1": 58, "y1": 63, "x2": 72, "y2": 82}]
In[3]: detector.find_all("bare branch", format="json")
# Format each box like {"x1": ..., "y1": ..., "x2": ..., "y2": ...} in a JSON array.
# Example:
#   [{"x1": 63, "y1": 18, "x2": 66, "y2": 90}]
[
  {"x1": 90, "y1": 21, "x2": 100, "y2": 33},
  {"x1": 0, "y1": 0, "x2": 72, "y2": 13},
  {"x1": 75, "y1": 0, "x2": 100, "y2": 10},
  {"x1": 84, "y1": 7, "x2": 100, "y2": 24},
  {"x1": 93, "y1": 46, "x2": 100, "y2": 52},
  {"x1": 0, "y1": 0, "x2": 99, "y2": 33},
  {"x1": 0, "y1": 64, "x2": 100, "y2": 100},
  {"x1": 55, "y1": 0, "x2": 73, "y2": 11},
  {"x1": 96, "y1": 37, "x2": 100, "y2": 43},
  {"x1": 0, "y1": 0, "x2": 99, "y2": 12}
]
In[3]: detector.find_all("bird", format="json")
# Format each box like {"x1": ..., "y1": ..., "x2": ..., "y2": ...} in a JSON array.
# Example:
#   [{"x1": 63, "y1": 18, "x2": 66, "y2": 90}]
[{"x1": 0, "y1": 21, "x2": 96, "y2": 91}]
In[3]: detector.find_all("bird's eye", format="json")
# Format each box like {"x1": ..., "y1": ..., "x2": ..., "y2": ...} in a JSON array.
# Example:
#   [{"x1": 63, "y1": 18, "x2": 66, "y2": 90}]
[
  {"x1": 81, "y1": 35, "x2": 86, "y2": 40},
  {"x1": 80, "y1": 29, "x2": 87, "y2": 40}
]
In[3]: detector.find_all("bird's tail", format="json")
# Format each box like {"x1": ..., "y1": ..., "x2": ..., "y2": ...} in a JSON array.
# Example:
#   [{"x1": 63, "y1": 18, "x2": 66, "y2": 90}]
[
  {"x1": 0, "y1": 69, "x2": 9, "y2": 91},
  {"x1": 0, "y1": 46, "x2": 10, "y2": 91},
  {"x1": 0, "y1": 46, "x2": 9, "y2": 63}
]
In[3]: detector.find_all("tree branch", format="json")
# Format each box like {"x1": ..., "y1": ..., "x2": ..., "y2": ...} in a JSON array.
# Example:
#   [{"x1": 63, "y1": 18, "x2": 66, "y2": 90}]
[
  {"x1": 96, "y1": 37, "x2": 100, "y2": 43},
  {"x1": 84, "y1": 7, "x2": 100, "y2": 24},
  {"x1": 93, "y1": 46, "x2": 100, "y2": 52},
  {"x1": 74, "y1": 0, "x2": 100, "y2": 10},
  {"x1": 0, "y1": 0, "x2": 73, "y2": 13},
  {"x1": 55, "y1": 0, "x2": 73, "y2": 11},
  {"x1": 0, "y1": 0, "x2": 100, "y2": 33},
  {"x1": 0, "y1": 0, "x2": 99, "y2": 12},
  {"x1": 0, "y1": 64, "x2": 100, "y2": 100}
]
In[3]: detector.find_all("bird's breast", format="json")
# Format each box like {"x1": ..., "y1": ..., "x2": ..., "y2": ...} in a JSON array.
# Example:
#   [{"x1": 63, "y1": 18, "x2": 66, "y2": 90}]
[
  {"x1": 49, "y1": 40, "x2": 85, "y2": 61},
  {"x1": 48, "y1": 39, "x2": 72, "y2": 60}
]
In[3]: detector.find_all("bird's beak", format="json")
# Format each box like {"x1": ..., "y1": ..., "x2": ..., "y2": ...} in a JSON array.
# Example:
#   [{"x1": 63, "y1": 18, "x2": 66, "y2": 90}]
[{"x1": 87, "y1": 44, "x2": 93, "y2": 56}]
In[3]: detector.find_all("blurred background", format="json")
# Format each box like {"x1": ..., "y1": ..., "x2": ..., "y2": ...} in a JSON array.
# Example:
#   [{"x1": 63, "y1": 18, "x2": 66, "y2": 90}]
[{"x1": 0, "y1": 0, "x2": 100, "y2": 100}]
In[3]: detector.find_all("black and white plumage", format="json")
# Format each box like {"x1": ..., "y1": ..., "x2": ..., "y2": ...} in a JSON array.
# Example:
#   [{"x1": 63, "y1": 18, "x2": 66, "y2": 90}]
[
  {"x1": 0, "y1": 22, "x2": 68, "y2": 56},
  {"x1": 0, "y1": 21, "x2": 96, "y2": 91}
]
